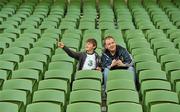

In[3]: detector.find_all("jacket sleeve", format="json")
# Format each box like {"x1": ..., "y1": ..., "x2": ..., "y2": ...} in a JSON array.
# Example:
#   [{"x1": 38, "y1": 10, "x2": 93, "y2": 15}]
[
  {"x1": 121, "y1": 48, "x2": 133, "y2": 66},
  {"x1": 101, "y1": 53, "x2": 111, "y2": 69},
  {"x1": 62, "y1": 46, "x2": 81, "y2": 60},
  {"x1": 96, "y1": 54, "x2": 102, "y2": 67}
]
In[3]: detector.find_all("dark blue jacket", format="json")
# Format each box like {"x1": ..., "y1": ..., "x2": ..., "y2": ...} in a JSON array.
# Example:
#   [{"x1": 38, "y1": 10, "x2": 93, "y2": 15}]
[{"x1": 101, "y1": 45, "x2": 132, "y2": 69}]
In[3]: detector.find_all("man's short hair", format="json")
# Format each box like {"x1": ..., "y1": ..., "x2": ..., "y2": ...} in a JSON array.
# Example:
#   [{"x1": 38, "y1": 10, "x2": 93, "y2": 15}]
[
  {"x1": 103, "y1": 36, "x2": 115, "y2": 46},
  {"x1": 86, "y1": 38, "x2": 97, "y2": 49}
]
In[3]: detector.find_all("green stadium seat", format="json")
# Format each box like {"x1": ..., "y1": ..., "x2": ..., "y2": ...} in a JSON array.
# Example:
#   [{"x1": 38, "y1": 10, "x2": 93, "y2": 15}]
[
  {"x1": 107, "y1": 70, "x2": 134, "y2": 81},
  {"x1": 107, "y1": 90, "x2": 139, "y2": 105},
  {"x1": 140, "y1": 80, "x2": 171, "y2": 96},
  {"x1": 24, "y1": 53, "x2": 48, "y2": 66},
  {"x1": 156, "y1": 48, "x2": 179, "y2": 61},
  {"x1": 0, "y1": 102, "x2": 19, "y2": 112},
  {"x1": 0, "y1": 60, "x2": 15, "y2": 74},
  {"x1": 160, "y1": 54, "x2": 180, "y2": 69},
  {"x1": 51, "y1": 54, "x2": 75, "y2": 63},
  {"x1": 26, "y1": 102, "x2": 62, "y2": 112},
  {"x1": 20, "y1": 33, "x2": 39, "y2": 42},
  {"x1": 131, "y1": 48, "x2": 154, "y2": 56},
  {"x1": 44, "y1": 69, "x2": 72, "y2": 84},
  {"x1": 3, "y1": 47, "x2": 27, "y2": 59},
  {"x1": 11, "y1": 69, "x2": 40, "y2": 87},
  {"x1": 136, "y1": 61, "x2": 161, "y2": 74},
  {"x1": 150, "y1": 103, "x2": 180, "y2": 112},
  {"x1": 170, "y1": 70, "x2": 180, "y2": 88},
  {"x1": 29, "y1": 47, "x2": 52, "y2": 60},
  {"x1": 139, "y1": 70, "x2": 167, "y2": 83},
  {"x1": 144, "y1": 90, "x2": 179, "y2": 111},
  {"x1": 69, "y1": 90, "x2": 101, "y2": 105},
  {"x1": 165, "y1": 61, "x2": 180, "y2": 76},
  {"x1": 2, "y1": 79, "x2": 34, "y2": 94},
  {"x1": 48, "y1": 61, "x2": 74, "y2": 73},
  {"x1": 107, "y1": 79, "x2": 136, "y2": 92},
  {"x1": 0, "y1": 41, "x2": 8, "y2": 53},
  {"x1": 66, "y1": 102, "x2": 101, "y2": 112},
  {"x1": 72, "y1": 79, "x2": 101, "y2": 91},
  {"x1": 108, "y1": 102, "x2": 143, "y2": 112},
  {"x1": 18, "y1": 61, "x2": 45, "y2": 76},
  {"x1": 0, "y1": 53, "x2": 21, "y2": 65},
  {"x1": 134, "y1": 54, "x2": 157, "y2": 66},
  {"x1": 38, "y1": 79, "x2": 68, "y2": 96},
  {"x1": 0, "y1": 89, "x2": 28, "y2": 112},
  {"x1": 32, "y1": 89, "x2": 65, "y2": 107},
  {"x1": 75, "y1": 70, "x2": 102, "y2": 82}
]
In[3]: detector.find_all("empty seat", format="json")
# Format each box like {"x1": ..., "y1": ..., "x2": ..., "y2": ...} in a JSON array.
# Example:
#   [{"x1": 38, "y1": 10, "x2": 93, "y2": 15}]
[
  {"x1": 26, "y1": 102, "x2": 62, "y2": 112},
  {"x1": 32, "y1": 89, "x2": 65, "y2": 107},
  {"x1": 107, "y1": 79, "x2": 136, "y2": 92},
  {"x1": 140, "y1": 80, "x2": 171, "y2": 96},
  {"x1": 48, "y1": 61, "x2": 74, "y2": 74},
  {"x1": 69, "y1": 90, "x2": 101, "y2": 105},
  {"x1": 38, "y1": 79, "x2": 68, "y2": 96},
  {"x1": 66, "y1": 102, "x2": 101, "y2": 112},
  {"x1": 0, "y1": 102, "x2": 19, "y2": 112},
  {"x1": 165, "y1": 61, "x2": 180, "y2": 76},
  {"x1": 44, "y1": 69, "x2": 72, "y2": 84},
  {"x1": 75, "y1": 70, "x2": 102, "y2": 82},
  {"x1": 0, "y1": 60, "x2": 15, "y2": 74},
  {"x1": 0, "y1": 70, "x2": 9, "y2": 88},
  {"x1": 72, "y1": 79, "x2": 101, "y2": 91},
  {"x1": 3, "y1": 47, "x2": 27, "y2": 59},
  {"x1": 136, "y1": 61, "x2": 161, "y2": 74},
  {"x1": 150, "y1": 103, "x2": 180, "y2": 112},
  {"x1": 144, "y1": 90, "x2": 179, "y2": 111},
  {"x1": 0, "y1": 89, "x2": 28, "y2": 111},
  {"x1": 108, "y1": 102, "x2": 143, "y2": 112},
  {"x1": 107, "y1": 90, "x2": 139, "y2": 105},
  {"x1": 107, "y1": 70, "x2": 134, "y2": 81},
  {"x1": 139, "y1": 70, "x2": 167, "y2": 83},
  {"x1": 2, "y1": 79, "x2": 34, "y2": 94},
  {"x1": 24, "y1": 53, "x2": 48, "y2": 66},
  {"x1": 18, "y1": 61, "x2": 45, "y2": 76}
]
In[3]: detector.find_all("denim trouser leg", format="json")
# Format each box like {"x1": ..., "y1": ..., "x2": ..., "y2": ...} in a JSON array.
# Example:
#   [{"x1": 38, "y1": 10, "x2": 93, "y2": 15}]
[
  {"x1": 128, "y1": 66, "x2": 135, "y2": 80},
  {"x1": 103, "y1": 68, "x2": 110, "y2": 92},
  {"x1": 128, "y1": 66, "x2": 139, "y2": 90}
]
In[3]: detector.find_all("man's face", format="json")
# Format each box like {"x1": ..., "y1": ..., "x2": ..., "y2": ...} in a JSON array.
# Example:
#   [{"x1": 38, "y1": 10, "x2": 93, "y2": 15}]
[
  {"x1": 85, "y1": 42, "x2": 96, "y2": 51},
  {"x1": 105, "y1": 38, "x2": 116, "y2": 52}
]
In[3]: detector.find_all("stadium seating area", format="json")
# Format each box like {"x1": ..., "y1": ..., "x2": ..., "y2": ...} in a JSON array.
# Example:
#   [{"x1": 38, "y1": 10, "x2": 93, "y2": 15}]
[{"x1": 0, "y1": 0, "x2": 180, "y2": 112}]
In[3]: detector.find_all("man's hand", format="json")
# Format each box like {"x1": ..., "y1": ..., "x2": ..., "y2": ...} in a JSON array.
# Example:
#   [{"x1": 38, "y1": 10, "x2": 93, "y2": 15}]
[
  {"x1": 58, "y1": 42, "x2": 65, "y2": 48},
  {"x1": 116, "y1": 59, "x2": 125, "y2": 66},
  {"x1": 110, "y1": 59, "x2": 118, "y2": 68}
]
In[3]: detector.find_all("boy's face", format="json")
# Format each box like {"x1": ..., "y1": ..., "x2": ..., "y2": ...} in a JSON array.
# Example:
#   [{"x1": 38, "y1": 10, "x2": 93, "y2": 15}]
[
  {"x1": 85, "y1": 42, "x2": 96, "y2": 51},
  {"x1": 105, "y1": 38, "x2": 116, "y2": 52}
]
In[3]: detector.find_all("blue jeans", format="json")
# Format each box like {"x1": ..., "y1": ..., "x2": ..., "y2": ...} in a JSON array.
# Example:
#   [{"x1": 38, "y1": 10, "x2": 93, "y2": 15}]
[{"x1": 102, "y1": 66, "x2": 136, "y2": 92}]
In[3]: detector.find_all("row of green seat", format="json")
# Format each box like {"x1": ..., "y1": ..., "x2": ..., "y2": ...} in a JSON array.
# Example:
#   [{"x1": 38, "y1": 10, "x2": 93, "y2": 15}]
[{"x1": 66, "y1": 70, "x2": 102, "y2": 112}]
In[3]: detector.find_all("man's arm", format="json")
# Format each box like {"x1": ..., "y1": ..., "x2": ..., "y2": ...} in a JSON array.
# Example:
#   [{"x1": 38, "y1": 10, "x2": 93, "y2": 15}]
[
  {"x1": 58, "y1": 42, "x2": 81, "y2": 60},
  {"x1": 121, "y1": 48, "x2": 133, "y2": 66},
  {"x1": 101, "y1": 53, "x2": 117, "y2": 69}
]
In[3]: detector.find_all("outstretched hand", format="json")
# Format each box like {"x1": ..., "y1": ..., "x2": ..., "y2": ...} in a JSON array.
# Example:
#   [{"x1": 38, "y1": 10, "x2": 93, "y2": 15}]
[{"x1": 58, "y1": 42, "x2": 65, "y2": 48}]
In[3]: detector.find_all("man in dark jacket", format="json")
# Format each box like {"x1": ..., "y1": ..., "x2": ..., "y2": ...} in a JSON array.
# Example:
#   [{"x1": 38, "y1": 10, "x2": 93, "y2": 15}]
[
  {"x1": 58, "y1": 38, "x2": 101, "y2": 71},
  {"x1": 101, "y1": 36, "x2": 134, "y2": 93}
]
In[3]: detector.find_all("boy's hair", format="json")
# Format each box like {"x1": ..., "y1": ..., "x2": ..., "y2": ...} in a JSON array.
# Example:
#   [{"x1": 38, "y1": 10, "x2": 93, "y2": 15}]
[
  {"x1": 86, "y1": 38, "x2": 97, "y2": 50},
  {"x1": 103, "y1": 36, "x2": 115, "y2": 46}
]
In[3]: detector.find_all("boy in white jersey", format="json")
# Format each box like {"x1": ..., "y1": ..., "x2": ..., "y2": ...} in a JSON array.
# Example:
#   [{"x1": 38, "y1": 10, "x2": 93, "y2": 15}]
[{"x1": 58, "y1": 38, "x2": 101, "y2": 71}]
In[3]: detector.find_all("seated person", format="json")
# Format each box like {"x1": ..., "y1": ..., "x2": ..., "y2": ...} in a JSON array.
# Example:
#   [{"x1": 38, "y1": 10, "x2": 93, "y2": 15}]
[
  {"x1": 101, "y1": 36, "x2": 135, "y2": 93},
  {"x1": 58, "y1": 38, "x2": 101, "y2": 71}
]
